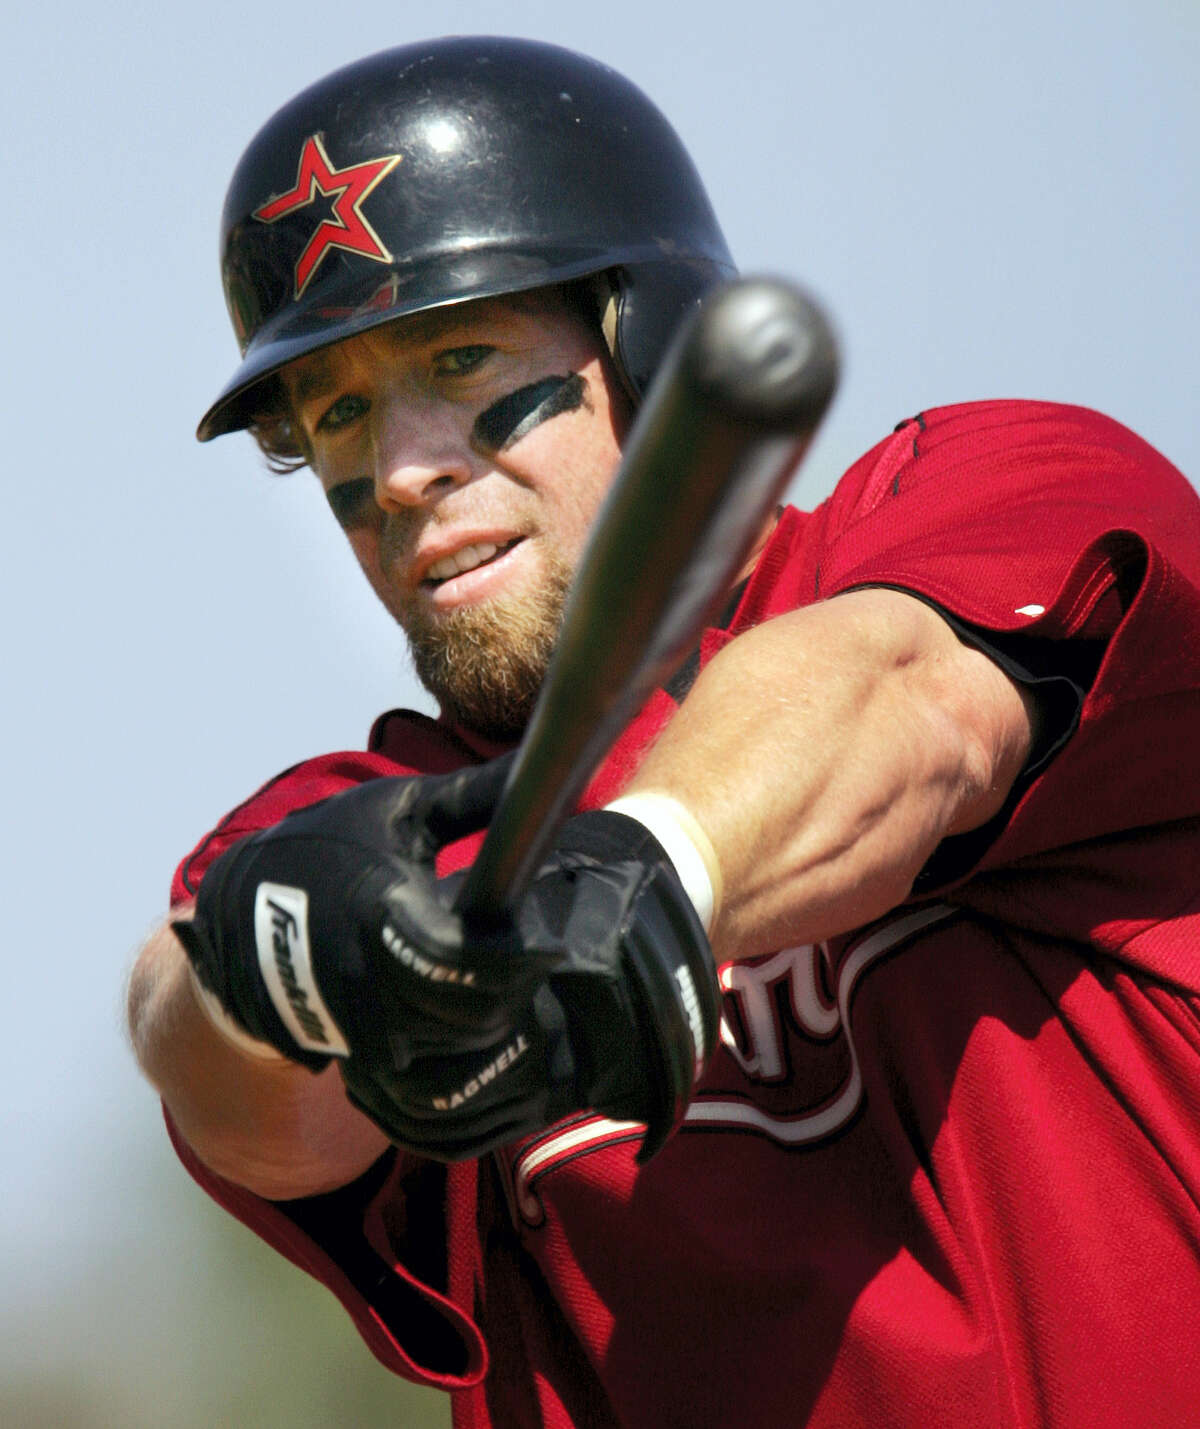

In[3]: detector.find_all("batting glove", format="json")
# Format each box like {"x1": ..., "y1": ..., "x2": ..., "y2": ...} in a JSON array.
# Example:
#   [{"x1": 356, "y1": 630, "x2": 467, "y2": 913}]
[{"x1": 173, "y1": 760, "x2": 720, "y2": 1162}]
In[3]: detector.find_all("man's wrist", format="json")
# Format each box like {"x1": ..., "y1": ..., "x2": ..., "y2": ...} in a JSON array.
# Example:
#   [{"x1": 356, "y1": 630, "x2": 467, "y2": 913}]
[{"x1": 603, "y1": 791, "x2": 723, "y2": 933}]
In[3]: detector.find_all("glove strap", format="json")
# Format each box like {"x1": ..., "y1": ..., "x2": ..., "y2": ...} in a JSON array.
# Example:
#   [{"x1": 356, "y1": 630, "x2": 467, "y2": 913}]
[{"x1": 604, "y1": 792, "x2": 723, "y2": 933}]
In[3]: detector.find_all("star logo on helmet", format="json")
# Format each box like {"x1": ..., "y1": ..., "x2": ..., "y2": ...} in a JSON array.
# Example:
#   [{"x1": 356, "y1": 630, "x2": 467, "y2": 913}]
[{"x1": 253, "y1": 135, "x2": 402, "y2": 299}]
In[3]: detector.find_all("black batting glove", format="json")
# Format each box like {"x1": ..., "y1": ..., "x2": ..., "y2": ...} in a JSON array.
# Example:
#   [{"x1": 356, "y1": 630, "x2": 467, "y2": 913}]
[
  {"x1": 172, "y1": 756, "x2": 536, "y2": 1072},
  {"x1": 342, "y1": 805, "x2": 721, "y2": 1163},
  {"x1": 527, "y1": 810, "x2": 720, "y2": 1159},
  {"x1": 173, "y1": 760, "x2": 720, "y2": 1163}
]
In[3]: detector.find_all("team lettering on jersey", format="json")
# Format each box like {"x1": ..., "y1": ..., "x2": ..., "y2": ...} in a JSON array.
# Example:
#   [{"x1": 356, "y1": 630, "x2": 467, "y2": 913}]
[{"x1": 507, "y1": 904, "x2": 958, "y2": 1224}]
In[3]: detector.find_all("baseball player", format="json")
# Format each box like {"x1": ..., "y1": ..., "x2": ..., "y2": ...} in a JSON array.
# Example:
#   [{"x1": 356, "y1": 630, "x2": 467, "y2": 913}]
[{"x1": 128, "y1": 36, "x2": 1200, "y2": 1428}]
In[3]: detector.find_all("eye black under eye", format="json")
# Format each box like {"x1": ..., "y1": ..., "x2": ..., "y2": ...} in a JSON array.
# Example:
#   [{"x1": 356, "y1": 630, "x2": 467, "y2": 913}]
[
  {"x1": 325, "y1": 477, "x2": 376, "y2": 529},
  {"x1": 472, "y1": 374, "x2": 586, "y2": 452}
]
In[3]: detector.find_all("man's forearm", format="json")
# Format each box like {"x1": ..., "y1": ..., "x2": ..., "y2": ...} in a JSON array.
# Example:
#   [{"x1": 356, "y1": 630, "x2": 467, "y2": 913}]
[
  {"x1": 626, "y1": 587, "x2": 1035, "y2": 962},
  {"x1": 127, "y1": 918, "x2": 388, "y2": 1199}
]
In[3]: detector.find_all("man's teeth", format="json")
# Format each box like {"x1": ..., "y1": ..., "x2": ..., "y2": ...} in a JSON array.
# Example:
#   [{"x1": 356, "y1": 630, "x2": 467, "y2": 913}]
[{"x1": 426, "y1": 542, "x2": 501, "y2": 583}]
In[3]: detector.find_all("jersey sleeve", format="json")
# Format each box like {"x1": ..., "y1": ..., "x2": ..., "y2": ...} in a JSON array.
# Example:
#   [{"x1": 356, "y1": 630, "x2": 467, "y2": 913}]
[
  {"x1": 805, "y1": 397, "x2": 1200, "y2": 1000},
  {"x1": 810, "y1": 400, "x2": 1200, "y2": 943},
  {"x1": 165, "y1": 1113, "x2": 488, "y2": 1390},
  {"x1": 811, "y1": 400, "x2": 1200, "y2": 639}
]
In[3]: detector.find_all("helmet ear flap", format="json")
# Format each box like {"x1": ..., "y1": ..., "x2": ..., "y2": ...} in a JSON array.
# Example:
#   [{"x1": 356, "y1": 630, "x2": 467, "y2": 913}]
[
  {"x1": 592, "y1": 273, "x2": 638, "y2": 407},
  {"x1": 603, "y1": 263, "x2": 733, "y2": 402}
]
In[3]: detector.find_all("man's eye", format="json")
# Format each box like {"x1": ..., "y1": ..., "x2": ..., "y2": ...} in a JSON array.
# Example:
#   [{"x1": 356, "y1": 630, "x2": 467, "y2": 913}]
[
  {"x1": 435, "y1": 345, "x2": 493, "y2": 376},
  {"x1": 317, "y1": 394, "x2": 369, "y2": 433}
]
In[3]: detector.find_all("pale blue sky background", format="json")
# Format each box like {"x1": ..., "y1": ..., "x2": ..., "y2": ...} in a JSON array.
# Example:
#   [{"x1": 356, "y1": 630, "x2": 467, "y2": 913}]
[{"x1": 4, "y1": 0, "x2": 1196, "y2": 1420}]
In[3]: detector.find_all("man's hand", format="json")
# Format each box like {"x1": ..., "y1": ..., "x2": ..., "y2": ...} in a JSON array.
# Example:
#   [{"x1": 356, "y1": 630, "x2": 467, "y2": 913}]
[{"x1": 172, "y1": 761, "x2": 720, "y2": 1163}]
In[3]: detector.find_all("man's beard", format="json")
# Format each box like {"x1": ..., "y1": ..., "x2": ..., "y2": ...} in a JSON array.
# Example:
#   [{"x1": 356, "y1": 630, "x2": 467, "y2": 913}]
[{"x1": 400, "y1": 558, "x2": 573, "y2": 743}]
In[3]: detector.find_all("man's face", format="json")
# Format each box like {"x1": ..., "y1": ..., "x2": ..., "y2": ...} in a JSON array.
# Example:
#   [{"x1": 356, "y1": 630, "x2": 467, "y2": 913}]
[{"x1": 281, "y1": 291, "x2": 633, "y2": 739}]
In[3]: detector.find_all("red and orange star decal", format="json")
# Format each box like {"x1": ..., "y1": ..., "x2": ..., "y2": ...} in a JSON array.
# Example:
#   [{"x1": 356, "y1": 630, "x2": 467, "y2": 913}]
[{"x1": 253, "y1": 134, "x2": 402, "y2": 299}]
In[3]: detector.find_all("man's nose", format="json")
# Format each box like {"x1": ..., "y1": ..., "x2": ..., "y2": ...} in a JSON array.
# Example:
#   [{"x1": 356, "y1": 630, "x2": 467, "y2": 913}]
[{"x1": 372, "y1": 398, "x2": 475, "y2": 509}]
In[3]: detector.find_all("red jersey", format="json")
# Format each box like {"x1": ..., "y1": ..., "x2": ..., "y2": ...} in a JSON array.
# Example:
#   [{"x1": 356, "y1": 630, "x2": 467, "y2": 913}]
[{"x1": 167, "y1": 401, "x2": 1200, "y2": 1427}]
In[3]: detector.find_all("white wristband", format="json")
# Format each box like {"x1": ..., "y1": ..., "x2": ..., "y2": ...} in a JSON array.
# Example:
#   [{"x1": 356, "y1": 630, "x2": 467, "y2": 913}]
[
  {"x1": 604, "y1": 792, "x2": 723, "y2": 934},
  {"x1": 187, "y1": 965, "x2": 289, "y2": 1063}
]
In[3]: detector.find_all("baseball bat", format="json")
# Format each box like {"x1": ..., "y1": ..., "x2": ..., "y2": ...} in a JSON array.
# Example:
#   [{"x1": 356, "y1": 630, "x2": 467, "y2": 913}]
[{"x1": 455, "y1": 276, "x2": 839, "y2": 920}]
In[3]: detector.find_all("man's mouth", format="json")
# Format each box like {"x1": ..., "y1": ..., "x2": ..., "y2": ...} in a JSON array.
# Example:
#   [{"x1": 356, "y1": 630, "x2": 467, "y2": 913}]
[{"x1": 423, "y1": 537, "x2": 523, "y2": 586}]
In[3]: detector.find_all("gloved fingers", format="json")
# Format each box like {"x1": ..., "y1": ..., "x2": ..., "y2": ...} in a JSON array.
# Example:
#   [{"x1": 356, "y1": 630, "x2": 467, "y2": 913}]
[
  {"x1": 338, "y1": 1019, "x2": 561, "y2": 1162},
  {"x1": 376, "y1": 864, "x2": 560, "y2": 1006},
  {"x1": 400, "y1": 753, "x2": 517, "y2": 859},
  {"x1": 389, "y1": 1024, "x2": 546, "y2": 1113},
  {"x1": 342, "y1": 1082, "x2": 535, "y2": 1162},
  {"x1": 268, "y1": 758, "x2": 514, "y2": 867}
]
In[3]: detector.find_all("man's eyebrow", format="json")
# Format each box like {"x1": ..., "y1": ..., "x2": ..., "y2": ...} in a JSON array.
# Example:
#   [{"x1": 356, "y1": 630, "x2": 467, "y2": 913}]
[
  {"x1": 287, "y1": 302, "x2": 512, "y2": 407},
  {"x1": 289, "y1": 356, "x2": 334, "y2": 408},
  {"x1": 398, "y1": 306, "x2": 489, "y2": 345}
]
